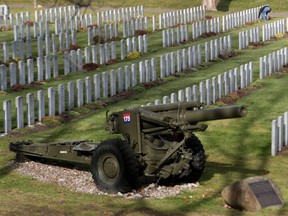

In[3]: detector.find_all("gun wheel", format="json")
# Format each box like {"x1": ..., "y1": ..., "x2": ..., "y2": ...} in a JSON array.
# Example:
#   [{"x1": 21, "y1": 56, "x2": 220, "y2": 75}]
[
  {"x1": 182, "y1": 135, "x2": 206, "y2": 182},
  {"x1": 91, "y1": 138, "x2": 139, "y2": 193}
]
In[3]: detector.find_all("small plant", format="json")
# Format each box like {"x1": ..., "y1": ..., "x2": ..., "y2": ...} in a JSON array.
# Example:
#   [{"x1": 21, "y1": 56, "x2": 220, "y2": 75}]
[
  {"x1": 127, "y1": 51, "x2": 140, "y2": 59},
  {"x1": 41, "y1": 116, "x2": 63, "y2": 126},
  {"x1": 219, "y1": 92, "x2": 241, "y2": 104},
  {"x1": 11, "y1": 84, "x2": 29, "y2": 91},
  {"x1": 10, "y1": 81, "x2": 45, "y2": 91},
  {"x1": 73, "y1": 106, "x2": 90, "y2": 114},
  {"x1": 78, "y1": 26, "x2": 87, "y2": 32},
  {"x1": 66, "y1": 111, "x2": 81, "y2": 118},
  {"x1": 105, "y1": 59, "x2": 117, "y2": 65},
  {"x1": 69, "y1": 44, "x2": 81, "y2": 51},
  {"x1": 0, "y1": 91, "x2": 8, "y2": 96},
  {"x1": 84, "y1": 101, "x2": 107, "y2": 110},
  {"x1": 104, "y1": 20, "x2": 116, "y2": 25},
  {"x1": 82, "y1": 63, "x2": 100, "y2": 71},
  {"x1": 24, "y1": 21, "x2": 34, "y2": 26},
  {"x1": 135, "y1": 30, "x2": 147, "y2": 36},
  {"x1": 218, "y1": 49, "x2": 237, "y2": 60},
  {"x1": 275, "y1": 33, "x2": 284, "y2": 39},
  {"x1": 205, "y1": 15, "x2": 212, "y2": 20},
  {"x1": 106, "y1": 36, "x2": 121, "y2": 43},
  {"x1": 30, "y1": 81, "x2": 46, "y2": 86},
  {"x1": 245, "y1": 21, "x2": 255, "y2": 26},
  {"x1": 0, "y1": 26, "x2": 11, "y2": 32},
  {"x1": 14, "y1": 57, "x2": 22, "y2": 62},
  {"x1": 249, "y1": 41, "x2": 264, "y2": 48},
  {"x1": 128, "y1": 85, "x2": 146, "y2": 92},
  {"x1": 93, "y1": 35, "x2": 105, "y2": 44},
  {"x1": 200, "y1": 31, "x2": 217, "y2": 38},
  {"x1": 0, "y1": 61, "x2": 8, "y2": 67},
  {"x1": 87, "y1": 24, "x2": 98, "y2": 28}
]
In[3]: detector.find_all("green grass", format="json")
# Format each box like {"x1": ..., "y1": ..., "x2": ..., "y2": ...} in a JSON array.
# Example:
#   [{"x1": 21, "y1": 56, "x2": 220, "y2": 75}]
[{"x1": 1, "y1": 0, "x2": 288, "y2": 215}]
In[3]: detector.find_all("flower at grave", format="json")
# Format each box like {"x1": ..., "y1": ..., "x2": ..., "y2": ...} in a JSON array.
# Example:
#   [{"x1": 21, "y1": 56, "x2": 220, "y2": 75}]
[
  {"x1": 24, "y1": 21, "x2": 34, "y2": 26},
  {"x1": 105, "y1": 59, "x2": 118, "y2": 65},
  {"x1": 10, "y1": 81, "x2": 45, "y2": 91},
  {"x1": 127, "y1": 51, "x2": 140, "y2": 59},
  {"x1": 275, "y1": 33, "x2": 284, "y2": 39},
  {"x1": 136, "y1": 15, "x2": 143, "y2": 19},
  {"x1": 205, "y1": 15, "x2": 212, "y2": 20},
  {"x1": 11, "y1": 84, "x2": 29, "y2": 91},
  {"x1": 0, "y1": 91, "x2": 8, "y2": 96},
  {"x1": 30, "y1": 81, "x2": 46, "y2": 86},
  {"x1": 14, "y1": 57, "x2": 22, "y2": 62},
  {"x1": 82, "y1": 63, "x2": 100, "y2": 71},
  {"x1": 69, "y1": 44, "x2": 81, "y2": 51},
  {"x1": 249, "y1": 41, "x2": 264, "y2": 48},
  {"x1": 78, "y1": 26, "x2": 87, "y2": 32}
]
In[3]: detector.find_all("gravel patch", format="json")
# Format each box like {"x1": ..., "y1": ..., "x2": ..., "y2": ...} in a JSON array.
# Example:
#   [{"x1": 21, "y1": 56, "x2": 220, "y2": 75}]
[{"x1": 10, "y1": 161, "x2": 199, "y2": 199}]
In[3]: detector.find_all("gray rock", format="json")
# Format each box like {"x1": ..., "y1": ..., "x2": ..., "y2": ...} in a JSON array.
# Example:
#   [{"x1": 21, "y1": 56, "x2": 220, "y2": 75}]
[{"x1": 222, "y1": 176, "x2": 284, "y2": 212}]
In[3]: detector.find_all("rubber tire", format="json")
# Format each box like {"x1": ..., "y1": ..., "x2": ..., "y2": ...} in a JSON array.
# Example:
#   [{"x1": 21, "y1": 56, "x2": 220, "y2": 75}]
[
  {"x1": 90, "y1": 138, "x2": 139, "y2": 193},
  {"x1": 182, "y1": 135, "x2": 206, "y2": 182}
]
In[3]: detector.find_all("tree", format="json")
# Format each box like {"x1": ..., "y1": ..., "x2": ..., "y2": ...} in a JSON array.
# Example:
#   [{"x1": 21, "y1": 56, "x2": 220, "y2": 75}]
[{"x1": 202, "y1": 0, "x2": 217, "y2": 11}]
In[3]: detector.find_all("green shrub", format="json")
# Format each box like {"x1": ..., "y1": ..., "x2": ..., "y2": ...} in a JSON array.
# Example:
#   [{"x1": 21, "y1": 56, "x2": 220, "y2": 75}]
[
  {"x1": 66, "y1": 111, "x2": 81, "y2": 118},
  {"x1": 73, "y1": 107, "x2": 90, "y2": 114},
  {"x1": 127, "y1": 51, "x2": 140, "y2": 59},
  {"x1": 41, "y1": 116, "x2": 63, "y2": 126},
  {"x1": 128, "y1": 85, "x2": 146, "y2": 92},
  {"x1": 84, "y1": 101, "x2": 107, "y2": 110}
]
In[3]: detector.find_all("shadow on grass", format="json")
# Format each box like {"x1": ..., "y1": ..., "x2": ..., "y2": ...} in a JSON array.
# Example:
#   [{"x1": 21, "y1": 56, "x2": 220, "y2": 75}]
[
  {"x1": 201, "y1": 161, "x2": 269, "y2": 182},
  {"x1": 114, "y1": 206, "x2": 184, "y2": 216},
  {"x1": 0, "y1": 164, "x2": 13, "y2": 179},
  {"x1": 217, "y1": 0, "x2": 232, "y2": 12}
]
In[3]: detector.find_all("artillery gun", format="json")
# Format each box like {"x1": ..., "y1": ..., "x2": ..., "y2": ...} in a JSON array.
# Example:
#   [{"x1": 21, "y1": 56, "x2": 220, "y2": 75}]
[{"x1": 10, "y1": 101, "x2": 247, "y2": 193}]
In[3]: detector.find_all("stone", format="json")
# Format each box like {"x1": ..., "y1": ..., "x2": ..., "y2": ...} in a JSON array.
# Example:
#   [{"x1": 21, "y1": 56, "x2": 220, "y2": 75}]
[
  {"x1": 67, "y1": 82, "x2": 74, "y2": 110},
  {"x1": 26, "y1": 93, "x2": 35, "y2": 126},
  {"x1": 15, "y1": 96, "x2": 24, "y2": 128},
  {"x1": 3, "y1": 100, "x2": 12, "y2": 133},
  {"x1": 222, "y1": 176, "x2": 284, "y2": 212},
  {"x1": 37, "y1": 90, "x2": 45, "y2": 123},
  {"x1": 76, "y1": 79, "x2": 83, "y2": 107},
  {"x1": 48, "y1": 87, "x2": 55, "y2": 116}
]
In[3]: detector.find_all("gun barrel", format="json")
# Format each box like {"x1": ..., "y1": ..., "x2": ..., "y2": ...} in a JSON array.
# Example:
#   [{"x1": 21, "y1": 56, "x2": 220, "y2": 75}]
[
  {"x1": 182, "y1": 105, "x2": 247, "y2": 123},
  {"x1": 134, "y1": 101, "x2": 203, "y2": 112}
]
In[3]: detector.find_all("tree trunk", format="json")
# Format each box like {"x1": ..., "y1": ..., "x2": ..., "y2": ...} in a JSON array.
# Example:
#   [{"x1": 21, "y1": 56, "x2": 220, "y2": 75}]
[{"x1": 203, "y1": 0, "x2": 217, "y2": 11}]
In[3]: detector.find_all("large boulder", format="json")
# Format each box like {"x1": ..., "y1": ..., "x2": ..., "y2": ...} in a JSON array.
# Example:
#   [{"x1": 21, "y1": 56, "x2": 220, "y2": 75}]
[{"x1": 222, "y1": 176, "x2": 284, "y2": 212}]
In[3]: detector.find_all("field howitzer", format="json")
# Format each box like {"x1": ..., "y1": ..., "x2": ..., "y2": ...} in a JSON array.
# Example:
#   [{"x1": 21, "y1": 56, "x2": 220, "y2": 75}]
[{"x1": 10, "y1": 101, "x2": 247, "y2": 193}]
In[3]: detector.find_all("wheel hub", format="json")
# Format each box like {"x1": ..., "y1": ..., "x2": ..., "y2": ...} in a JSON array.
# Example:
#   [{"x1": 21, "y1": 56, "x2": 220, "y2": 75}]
[{"x1": 100, "y1": 155, "x2": 119, "y2": 180}]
